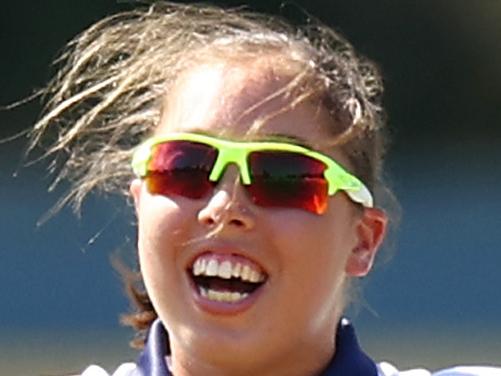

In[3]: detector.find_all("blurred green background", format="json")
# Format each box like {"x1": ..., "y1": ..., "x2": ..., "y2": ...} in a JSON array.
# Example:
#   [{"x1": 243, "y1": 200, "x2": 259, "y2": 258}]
[{"x1": 1, "y1": 1, "x2": 500, "y2": 375}]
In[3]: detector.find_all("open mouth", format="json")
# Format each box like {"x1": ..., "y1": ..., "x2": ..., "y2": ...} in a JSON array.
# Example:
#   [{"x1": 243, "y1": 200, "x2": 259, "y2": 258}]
[{"x1": 188, "y1": 253, "x2": 268, "y2": 304}]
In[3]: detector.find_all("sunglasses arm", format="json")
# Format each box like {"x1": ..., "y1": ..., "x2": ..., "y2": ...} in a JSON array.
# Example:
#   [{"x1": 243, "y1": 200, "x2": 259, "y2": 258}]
[{"x1": 345, "y1": 184, "x2": 374, "y2": 208}]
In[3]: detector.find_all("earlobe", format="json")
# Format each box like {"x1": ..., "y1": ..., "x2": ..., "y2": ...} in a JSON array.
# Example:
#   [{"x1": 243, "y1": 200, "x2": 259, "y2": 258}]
[
  {"x1": 345, "y1": 208, "x2": 388, "y2": 277},
  {"x1": 129, "y1": 178, "x2": 143, "y2": 214}
]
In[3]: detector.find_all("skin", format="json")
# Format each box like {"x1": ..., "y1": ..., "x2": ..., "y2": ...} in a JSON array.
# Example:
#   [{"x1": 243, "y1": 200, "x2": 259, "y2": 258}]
[{"x1": 130, "y1": 58, "x2": 387, "y2": 376}]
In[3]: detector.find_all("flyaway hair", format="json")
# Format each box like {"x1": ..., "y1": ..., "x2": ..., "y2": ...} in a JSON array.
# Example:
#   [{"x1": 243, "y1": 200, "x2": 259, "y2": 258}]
[{"x1": 29, "y1": 2, "x2": 385, "y2": 218}]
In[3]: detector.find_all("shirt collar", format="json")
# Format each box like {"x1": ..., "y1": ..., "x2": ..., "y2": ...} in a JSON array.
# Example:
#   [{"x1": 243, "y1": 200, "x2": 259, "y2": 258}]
[{"x1": 135, "y1": 318, "x2": 377, "y2": 376}]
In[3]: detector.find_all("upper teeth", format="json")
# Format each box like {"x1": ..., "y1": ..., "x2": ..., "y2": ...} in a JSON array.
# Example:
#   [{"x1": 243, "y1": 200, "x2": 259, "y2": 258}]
[{"x1": 192, "y1": 256, "x2": 265, "y2": 283}]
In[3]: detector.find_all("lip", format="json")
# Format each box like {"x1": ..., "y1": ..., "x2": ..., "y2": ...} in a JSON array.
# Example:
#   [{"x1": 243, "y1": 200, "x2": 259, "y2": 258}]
[
  {"x1": 184, "y1": 241, "x2": 269, "y2": 315},
  {"x1": 187, "y1": 273, "x2": 268, "y2": 315}
]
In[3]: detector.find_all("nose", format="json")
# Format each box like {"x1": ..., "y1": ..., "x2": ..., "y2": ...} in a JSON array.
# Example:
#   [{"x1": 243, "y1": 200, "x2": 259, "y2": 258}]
[{"x1": 197, "y1": 165, "x2": 256, "y2": 231}]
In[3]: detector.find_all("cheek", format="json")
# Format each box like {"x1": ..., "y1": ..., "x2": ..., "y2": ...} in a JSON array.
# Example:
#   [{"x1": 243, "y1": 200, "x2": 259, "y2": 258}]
[
  {"x1": 278, "y1": 217, "x2": 349, "y2": 286},
  {"x1": 135, "y1": 191, "x2": 197, "y2": 296},
  {"x1": 270, "y1": 201, "x2": 356, "y2": 266},
  {"x1": 266, "y1": 199, "x2": 357, "y2": 303},
  {"x1": 138, "y1": 197, "x2": 183, "y2": 257}
]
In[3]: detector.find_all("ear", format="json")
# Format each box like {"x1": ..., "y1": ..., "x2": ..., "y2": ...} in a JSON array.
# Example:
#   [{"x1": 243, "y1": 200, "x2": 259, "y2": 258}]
[
  {"x1": 345, "y1": 208, "x2": 388, "y2": 277},
  {"x1": 129, "y1": 178, "x2": 143, "y2": 215}
]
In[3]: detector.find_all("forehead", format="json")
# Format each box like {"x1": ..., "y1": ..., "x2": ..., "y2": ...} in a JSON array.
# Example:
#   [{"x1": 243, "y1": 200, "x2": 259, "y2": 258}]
[{"x1": 157, "y1": 59, "x2": 334, "y2": 148}]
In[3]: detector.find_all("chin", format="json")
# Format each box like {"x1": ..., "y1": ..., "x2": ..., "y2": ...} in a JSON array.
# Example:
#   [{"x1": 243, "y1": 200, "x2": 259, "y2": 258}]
[{"x1": 179, "y1": 325, "x2": 270, "y2": 368}]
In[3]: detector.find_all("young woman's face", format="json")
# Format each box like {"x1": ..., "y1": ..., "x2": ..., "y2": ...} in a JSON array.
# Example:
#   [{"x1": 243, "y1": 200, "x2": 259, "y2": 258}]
[{"x1": 130, "y1": 61, "x2": 385, "y2": 375}]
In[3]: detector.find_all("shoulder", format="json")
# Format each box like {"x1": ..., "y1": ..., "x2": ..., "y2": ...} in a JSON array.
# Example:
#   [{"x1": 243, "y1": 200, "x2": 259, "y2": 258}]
[
  {"x1": 80, "y1": 363, "x2": 137, "y2": 376},
  {"x1": 378, "y1": 362, "x2": 501, "y2": 376}
]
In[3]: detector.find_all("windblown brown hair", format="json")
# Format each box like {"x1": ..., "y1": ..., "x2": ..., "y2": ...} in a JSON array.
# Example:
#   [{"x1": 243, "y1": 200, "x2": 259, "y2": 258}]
[{"x1": 30, "y1": 2, "x2": 391, "y2": 348}]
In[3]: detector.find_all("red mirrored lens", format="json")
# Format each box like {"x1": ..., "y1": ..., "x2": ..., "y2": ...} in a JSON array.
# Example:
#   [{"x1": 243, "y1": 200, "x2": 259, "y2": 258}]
[
  {"x1": 247, "y1": 151, "x2": 328, "y2": 214},
  {"x1": 146, "y1": 141, "x2": 217, "y2": 199}
]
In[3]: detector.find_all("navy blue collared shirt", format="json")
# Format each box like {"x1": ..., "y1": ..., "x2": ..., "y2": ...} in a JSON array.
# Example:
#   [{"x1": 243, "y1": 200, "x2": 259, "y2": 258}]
[{"x1": 132, "y1": 318, "x2": 378, "y2": 376}]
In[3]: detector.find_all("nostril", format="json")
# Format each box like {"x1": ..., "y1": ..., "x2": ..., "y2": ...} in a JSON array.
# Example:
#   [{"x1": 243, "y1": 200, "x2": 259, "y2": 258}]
[
  {"x1": 198, "y1": 212, "x2": 216, "y2": 226},
  {"x1": 229, "y1": 218, "x2": 245, "y2": 227}
]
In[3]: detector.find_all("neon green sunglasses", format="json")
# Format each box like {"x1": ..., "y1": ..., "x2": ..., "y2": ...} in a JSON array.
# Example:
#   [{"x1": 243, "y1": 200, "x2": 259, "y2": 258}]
[{"x1": 132, "y1": 132, "x2": 373, "y2": 214}]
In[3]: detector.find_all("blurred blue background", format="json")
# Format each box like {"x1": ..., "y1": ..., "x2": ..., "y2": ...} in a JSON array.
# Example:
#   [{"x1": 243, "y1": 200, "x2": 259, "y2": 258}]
[{"x1": 1, "y1": 1, "x2": 500, "y2": 374}]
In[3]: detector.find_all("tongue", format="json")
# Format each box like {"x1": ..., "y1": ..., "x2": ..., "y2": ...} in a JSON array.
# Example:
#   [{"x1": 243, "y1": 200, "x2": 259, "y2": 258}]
[{"x1": 195, "y1": 276, "x2": 261, "y2": 294}]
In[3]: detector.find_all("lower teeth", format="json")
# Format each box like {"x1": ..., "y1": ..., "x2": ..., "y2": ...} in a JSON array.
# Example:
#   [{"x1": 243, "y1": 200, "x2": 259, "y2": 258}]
[{"x1": 199, "y1": 287, "x2": 249, "y2": 303}]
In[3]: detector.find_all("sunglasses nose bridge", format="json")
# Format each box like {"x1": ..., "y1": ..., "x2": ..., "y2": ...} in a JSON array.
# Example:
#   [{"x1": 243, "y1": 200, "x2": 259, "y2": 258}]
[
  {"x1": 198, "y1": 154, "x2": 256, "y2": 230},
  {"x1": 209, "y1": 147, "x2": 251, "y2": 185}
]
